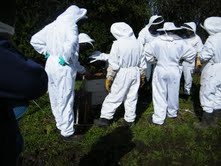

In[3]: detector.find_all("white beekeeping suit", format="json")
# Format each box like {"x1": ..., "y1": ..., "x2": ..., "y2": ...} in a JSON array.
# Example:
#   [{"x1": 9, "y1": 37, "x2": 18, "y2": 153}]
[
  {"x1": 180, "y1": 22, "x2": 203, "y2": 95},
  {"x1": 143, "y1": 22, "x2": 196, "y2": 125},
  {"x1": 199, "y1": 17, "x2": 221, "y2": 115},
  {"x1": 138, "y1": 15, "x2": 164, "y2": 82},
  {"x1": 30, "y1": 5, "x2": 87, "y2": 138},
  {"x1": 94, "y1": 22, "x2": 146, "y2": 126}
]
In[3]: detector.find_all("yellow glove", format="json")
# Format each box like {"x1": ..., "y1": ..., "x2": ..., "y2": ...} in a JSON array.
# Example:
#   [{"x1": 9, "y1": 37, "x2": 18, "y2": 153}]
[
  {"x1": 140, "y1": 75, "x2": 145, "y2": 87},
  {"x1": 196, "y1": 56, "x2": 202, "y2": 69},
  {"x1": 105, "y1": 79, "x2": 112, "y2": 92}
]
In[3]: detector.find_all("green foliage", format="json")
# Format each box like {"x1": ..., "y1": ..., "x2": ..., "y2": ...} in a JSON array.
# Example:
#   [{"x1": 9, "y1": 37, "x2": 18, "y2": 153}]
[
  {"x1": 155, "y1": 0, "x2": 221, "y2": 41},
  {"x1": 14, "y1": 0, "x2": 221, "y2": 66},
  {"x1": 14, "y1": 0, "x2": 149, "y2": 69},
  {"x1": 156, "y1": 0, "x2": 221, "y2": 24}
]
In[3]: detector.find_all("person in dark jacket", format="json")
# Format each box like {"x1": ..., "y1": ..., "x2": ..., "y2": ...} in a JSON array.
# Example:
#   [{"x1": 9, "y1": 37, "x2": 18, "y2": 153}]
[{"x1": 0, "y1": 1, "x2": 48, "y2": 164}]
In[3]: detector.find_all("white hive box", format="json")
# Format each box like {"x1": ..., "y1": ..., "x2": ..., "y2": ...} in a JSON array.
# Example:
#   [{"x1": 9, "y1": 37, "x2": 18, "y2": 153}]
[{"x1": 83, "y1": 78, "x2": 108, "y2": 106}]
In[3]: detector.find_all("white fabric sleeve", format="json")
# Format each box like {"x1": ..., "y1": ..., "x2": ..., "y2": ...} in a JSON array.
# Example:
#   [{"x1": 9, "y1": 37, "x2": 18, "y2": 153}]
[
  {"x1": 62, "y1": 24, "x2": 79, "y2": 63},
  {"x1": 142, "y1": 43, "x2": 156, "y2": 63},
  {"x1": 195, "y1": 35, "x2": 204, "y2": 53},
  {"x1": 30, "y1": 27, "x2": 48, "y2": 54},
  {"x1": 72, "y1": 50, "x2": 86, "y2": 74},
  {"x1": 108, "y1": 41, "x2": 120, "y2": 71},
  {"x1": 199, "y1": 37, "x2": 214, "y2": 62},
  {"x1": 100, "y1": 53, "x2": 109, "y2": 61},
  {"x1": 138, "y1": 43, "x2": 147, "y2": 69},
  {"x1": 181, "y1": 43, "x2": 196, "y2": 64},
  {"x1": 89, "y1": 52, "x2": 110, "y2": 63},
  {"x1": 139, "y1": 54, "x2": 147, "y2": 69},
  {"x1": 138, "y1": 28, "x2": 146, "y2": 45},
  {"x1": 106, "y1": 66, "x2": 116, "y2": 80}
]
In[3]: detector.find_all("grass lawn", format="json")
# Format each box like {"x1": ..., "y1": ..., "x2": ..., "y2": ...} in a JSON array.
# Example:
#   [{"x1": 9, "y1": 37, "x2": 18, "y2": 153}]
[{"x1": 18, "y1": 75, "x2": 221, "y2": 166}]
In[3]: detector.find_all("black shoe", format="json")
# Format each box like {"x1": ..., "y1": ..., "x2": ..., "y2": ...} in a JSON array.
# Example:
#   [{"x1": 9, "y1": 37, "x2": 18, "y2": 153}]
[
  {"x1": 55, "y1": 127, "x2": 61, "y2": 133},
  {"x1": 168, "y1": 116, "x2": 177, "y2": 119},
  {"x1": 94, "y1": 118, "x2": 110, "y2": 127},
  {"x1": 147, "y1": 116, "x2": 165, "y2": 126},
  {"x1": 180, "y1": 93, "x2": 190, "y2": 101},
  {"x1": 147, "y1": 116, "x2": 154, "y2": 124},
  {"x1": 62, "y1": 134, "x2": 83, "y2": 142},
  {"x1": 194, "y1": 112, "x2": 217, "y2": 129},
  {"x1": 122, "y1": 119, "x2": 134, "y2": 127},
  {"x1": 214, "y1": 109, "x2": 221, "y2": 119}
]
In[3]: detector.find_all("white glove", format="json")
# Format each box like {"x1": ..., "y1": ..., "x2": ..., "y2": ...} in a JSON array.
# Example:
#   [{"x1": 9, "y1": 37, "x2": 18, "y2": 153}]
[
  {"x1": 89, "y1": 51, "x2": 102, "y2": 63},
  {"x1": 89, "y1": 51, "x2": 109, "y2": 63}
]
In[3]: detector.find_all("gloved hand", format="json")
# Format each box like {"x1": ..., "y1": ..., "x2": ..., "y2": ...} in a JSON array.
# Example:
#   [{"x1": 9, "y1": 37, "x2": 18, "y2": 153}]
[
  {"x1": 44, "y1": 52, "x2": 50, "y2": 59},
  {"x1": 139, "y1": 68, "x2": 146, "y2": 87},
  {"x1": 105, "y1": 78, "x2": 113, "y2": 92},
  {"x1": 196, "y1": 56, "x2": 202, "y2": 69},
  {"x1": 89, "y1": 51, "x2": 102, "y2": 63},
  {"x1": 89, "y1": 51, "x2": 110, "y2": 63},
  {"x1": 140, "y1": 74, "x2": 145, "y2": 87},
  {"x1": 59, "y1": 56, "x2": 67, "y2": 66}
]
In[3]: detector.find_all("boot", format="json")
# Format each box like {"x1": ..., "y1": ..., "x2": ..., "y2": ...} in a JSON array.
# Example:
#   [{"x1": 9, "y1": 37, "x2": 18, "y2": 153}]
[
  {"x1": 62, "y1": 134, "x2": 83, "y2": 142},
  {"x1": 122, "y1": 119, "x2": 134, "y2": 127},
  {"x1": 194, "y1": 112, "x2": 217, "y2": 129},
  {"x1": 94, "y1": 118, "x2": 111, "y2": 127},
  {"x1": 147, "y1": 116, "x2": 165, "y2": 126},
  {"x1": 214, "y1": 109, "x2": 221, "y2": 124}
]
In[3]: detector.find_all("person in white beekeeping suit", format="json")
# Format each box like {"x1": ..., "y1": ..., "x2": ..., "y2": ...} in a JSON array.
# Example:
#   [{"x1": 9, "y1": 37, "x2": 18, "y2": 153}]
[
  {"x1": 30, "y1": 5, "x2": 89, "y2": 141},
  {"x1": 138, "y1": 15, "x2": 164, "y2": 83},
  {"x1": 194, "y1": 17, "x2": 221, "y2": 129},
  {"x1": 79, "y1": 33, "x2": 94, "y2": 48},
  {"x1": 180, "y1": 22, "x2": 203, "y2": 96},
  {"x1": 88, "y1": 16, "x2": 164, "y2": 66},
  {"x1": 78, "y1": 32, "x2": 95, "y2": 66},
  {"x1": 94, "y1": 22, "x2": 146, "y2": 127},
  {"x1": 143, "y1": 22, "x2": 196, "y2": 125}
]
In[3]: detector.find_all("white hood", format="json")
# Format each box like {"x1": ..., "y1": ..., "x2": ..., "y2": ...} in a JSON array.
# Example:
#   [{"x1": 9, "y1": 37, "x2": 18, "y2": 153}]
[
  {"x1": 157, "y1": 22, "x2": 183, "y2": 41},
  {"x1": 181, "y1": 22, "x2": 196, "y2": 34},
  {"x1": 201, "y1": 17, "x2": 221, "y2": 35},
  {"x1": 56, "y1": 5, "x2": 87, "y2": 24},
  {"x1": 157, "y1": 22, "x2": 182, "y2": 31},
  {"x1": 148, "y1": 15, "x2": 164, "y2": 26},
  {"x1": 110, "y1": 22, "x2": 136, "y2": 40},
  {"x1": 145, "y1": 15, "x2": 164, "y2": 30}
]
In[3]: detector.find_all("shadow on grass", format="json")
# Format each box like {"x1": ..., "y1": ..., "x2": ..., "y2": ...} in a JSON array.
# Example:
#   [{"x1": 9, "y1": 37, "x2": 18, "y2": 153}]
[
  {"x1": 191, "y1": 81, "x2": 203, "y2": 120},
  {"x1": 179, "y1": 74, "x2": 203, "y2": 120},
  {"x1": 136, "y1": 81, "x2": 153, "y2": 121},
  {"x1": 79, "y1": 126, "x2": 135, "y2": 166}
]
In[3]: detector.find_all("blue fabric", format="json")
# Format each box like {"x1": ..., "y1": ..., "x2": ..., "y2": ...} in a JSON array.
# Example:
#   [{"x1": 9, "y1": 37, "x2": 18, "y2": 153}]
[
  {"x1": 16, "y1": 120, "x2": 24, "y2": 158},
  {"x1": 0, "y1": 36, "x2": 47, "y2": 164},
  {"x1": 0, "y1": 102, "x2": 18, "y2": 165},
  {"x1": 0, "y1": 37, "x2": 48, "y2": 100},
  {"x1": 13, "y1": 106, "x2": 28, "y2": 120}
]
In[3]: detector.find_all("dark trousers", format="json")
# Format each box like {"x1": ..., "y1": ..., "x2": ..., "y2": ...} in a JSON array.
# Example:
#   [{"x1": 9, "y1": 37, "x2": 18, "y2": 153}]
[{"x1": 0, "y1": 103, "x2": 23, "y2": 165}]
